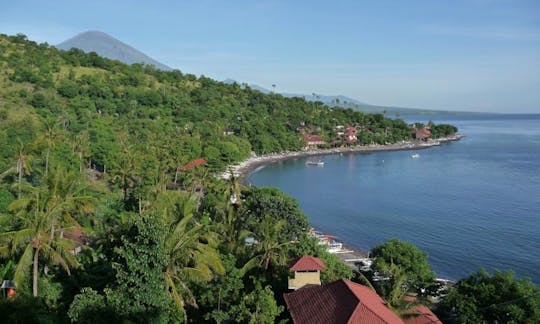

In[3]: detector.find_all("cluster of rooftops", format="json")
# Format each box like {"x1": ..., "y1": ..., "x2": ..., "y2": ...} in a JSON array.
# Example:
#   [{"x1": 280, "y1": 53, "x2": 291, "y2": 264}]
[
  {"x1": 301, "y1": 124, "x2": 432, "y2": 149},
  {"x1": 284, "y1": 256, "x2": 441, "y2": 324}
]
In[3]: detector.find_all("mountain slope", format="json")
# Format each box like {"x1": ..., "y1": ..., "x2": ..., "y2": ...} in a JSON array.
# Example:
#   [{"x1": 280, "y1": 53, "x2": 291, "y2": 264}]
[{"x1": 57, "y1": 30, "x2": 172, "y2": 71}]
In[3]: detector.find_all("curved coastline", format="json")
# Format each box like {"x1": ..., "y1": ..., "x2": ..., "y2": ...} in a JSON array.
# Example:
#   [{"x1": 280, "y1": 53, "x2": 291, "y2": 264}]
[
  {"x1": 222, "y1": 134, "x2": 464, "y2": 180},
  {"x1": 226, "y1": 134, "x2": 464, "y2": 282}
]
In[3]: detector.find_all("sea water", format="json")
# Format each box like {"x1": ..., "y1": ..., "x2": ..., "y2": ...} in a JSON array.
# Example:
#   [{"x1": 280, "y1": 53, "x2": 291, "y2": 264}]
[{"x1": 246, "y1": 114, "x2": 540, "y2": 283}]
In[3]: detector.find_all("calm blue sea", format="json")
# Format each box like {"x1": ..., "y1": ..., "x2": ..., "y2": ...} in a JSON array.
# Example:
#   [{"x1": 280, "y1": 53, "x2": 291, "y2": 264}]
[{"x1": 247, "y1": 114, "x2": 540, "y2": 284}]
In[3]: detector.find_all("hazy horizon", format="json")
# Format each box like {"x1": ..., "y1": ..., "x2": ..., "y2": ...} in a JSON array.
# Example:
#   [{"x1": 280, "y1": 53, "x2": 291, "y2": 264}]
[{"x1": 1, "y1": 0, "x2": 539, "y2": 113}]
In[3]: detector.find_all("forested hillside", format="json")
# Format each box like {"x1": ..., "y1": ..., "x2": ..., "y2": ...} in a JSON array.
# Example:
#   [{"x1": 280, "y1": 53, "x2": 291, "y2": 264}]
[
  {"x1": 0, "y1": 33, "x2": 537, "y2": 324},
  {"x1": 0, "y1": 33, "x2": 458, "y2": 177}
]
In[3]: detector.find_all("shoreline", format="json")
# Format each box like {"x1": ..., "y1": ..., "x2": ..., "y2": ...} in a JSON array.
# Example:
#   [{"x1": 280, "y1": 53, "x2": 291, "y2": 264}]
[
  {"x1": 225, "y1": 135, "x2": 464, "y2": 284},
  {"x1": 221, "y1": 134, "x2": 464, "y2": 180}
]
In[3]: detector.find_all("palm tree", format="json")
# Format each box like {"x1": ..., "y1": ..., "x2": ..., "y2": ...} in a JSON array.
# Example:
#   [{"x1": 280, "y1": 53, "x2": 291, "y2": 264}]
[
  {"x1": 42, "y1": 167, "x2": 95, "y2": 241},
  {"x1": 374, "y1": 261, "x2": 421, "y2": 316},
  {"x1": 114, "y1": 142, "x2": 139, "y2": 202},
  {"x1": 242, "y1": 216, "x2": 290, "y2": 273},
  {"x1": 40, "y1": 118, "x2": 59, "y2": 177},
  {"x1": 0, "y1": 167, "x2": 94, "y2": 297},
  {"x1": 0, "y1": 188, "x2": 81, "y2": 297},
  {"x1": 202, "y1": 172, "x2": 248, "y2": 254},
  {"x1": 73, "y1": 131, "x2": 89, "y2": 174},
  {"x1": 0, "y1": 141, "x2": 32, "y2": 198},
  {"x1": 153, "y1": 191, "x2": 224, "y2": 316},
  {"x1": 224, "y1": 169, "x2": 241, "y2": 207}
]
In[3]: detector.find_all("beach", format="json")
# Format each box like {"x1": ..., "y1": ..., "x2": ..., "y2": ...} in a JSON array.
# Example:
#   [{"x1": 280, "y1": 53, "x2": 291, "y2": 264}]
[
  {"x1": 229, "y1": 133, "x2": 464, "y2": 281},
  {"x1": 221, "y1": 134, "x2": 463, "y2": 180}
]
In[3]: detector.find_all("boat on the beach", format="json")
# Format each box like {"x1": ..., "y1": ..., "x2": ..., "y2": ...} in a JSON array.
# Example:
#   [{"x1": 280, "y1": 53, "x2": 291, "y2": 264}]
[
  {"x1": 306, "y1": 160, "x2": 324, "y2": 166},
  {"x1": 308, "y1": 229, "x2": 343, "y2": 253},
  {"x1": 411, "y1": 153, "x2": 420, "y2": 158}
]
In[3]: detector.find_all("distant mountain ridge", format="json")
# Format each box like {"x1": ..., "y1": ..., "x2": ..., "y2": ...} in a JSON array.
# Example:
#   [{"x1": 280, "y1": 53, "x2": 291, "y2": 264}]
[
  {"x1": 223, "y1": 79, "x2": 454, "y2": 116},
  {"x1": 56, "y1": 31, "x2": 460, "y2": 115},
  {"x1": 57, "y1": 30, "x2": 172, "y2": 71}
]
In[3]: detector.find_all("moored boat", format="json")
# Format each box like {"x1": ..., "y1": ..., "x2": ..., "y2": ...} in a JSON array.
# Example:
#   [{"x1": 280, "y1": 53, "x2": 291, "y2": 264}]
[{"x1": 306, "y1": 160, "x2": 324, "y2": 166}]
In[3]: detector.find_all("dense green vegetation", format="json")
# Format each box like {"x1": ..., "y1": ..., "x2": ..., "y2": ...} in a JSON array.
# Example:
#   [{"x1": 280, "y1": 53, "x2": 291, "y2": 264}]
[
  {"x1": 0, "y1": 33, "x2": 458, "y2": 175},
  {"x1": 439, "y1": 269, "x2": 540, "y2": 323},
  {"x1": 0, "y1": 33, "x2": 537, "y2": 323},
  {"x1": 367, "y1": 239, "x2": 436, "y2": 312}
]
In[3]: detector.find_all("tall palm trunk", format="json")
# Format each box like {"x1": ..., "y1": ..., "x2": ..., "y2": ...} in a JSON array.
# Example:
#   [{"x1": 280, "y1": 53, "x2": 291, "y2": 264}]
[
  {"x1": 174, "y1": 167, "x2": 179, "y2": 184},
  {"x1": 79, "y1": 151, "x2": 83, "y2": 174},
  {"x1": 45, "y1": 147, "x2": 50, "y2": 176},
  {"x1": 17, "y1": 159, "x2": 22, "y2": 199},
  {"x1": 50, "y1": 221, "x2": 55, "y2": 241},
  {"x1": 33, "y1": 247, "x2": 40, "y2": 297}
]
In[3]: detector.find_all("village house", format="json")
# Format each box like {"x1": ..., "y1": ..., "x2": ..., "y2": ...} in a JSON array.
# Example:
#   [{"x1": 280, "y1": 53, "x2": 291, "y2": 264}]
[
  {"x1": 412, "y1": 127, "x2": 431, "y2": 141},
  {"x1": 288, "y1": 256, "x2": 326, "y2": 290},
  {"x1": 344, "y1": 124, "x2": 357, "y2": 143},
  {"x1": 303, "y1": 133, "x2": 326, "y2": 148},
  {"x1": 284, "y1": 256, "x2": 442, "y2": 324}
]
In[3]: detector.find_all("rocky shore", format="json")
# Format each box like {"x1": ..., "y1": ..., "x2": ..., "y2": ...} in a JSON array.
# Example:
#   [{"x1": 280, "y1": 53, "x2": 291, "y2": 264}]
[{"x1": 221, "y1": 134, "x2": 464, "y2": 180}]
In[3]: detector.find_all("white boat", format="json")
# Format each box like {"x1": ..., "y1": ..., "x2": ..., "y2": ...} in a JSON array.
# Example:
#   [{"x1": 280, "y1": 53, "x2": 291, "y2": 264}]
[
  {"x1": 411, "y1": 153, "x2": 420, "y2": 158},
  {"x1": 326, "y1": 241, "x2": 343, "y2": 253},
  {"x1": 306, "y1": 160, "x2": 324, "y2": 166}
]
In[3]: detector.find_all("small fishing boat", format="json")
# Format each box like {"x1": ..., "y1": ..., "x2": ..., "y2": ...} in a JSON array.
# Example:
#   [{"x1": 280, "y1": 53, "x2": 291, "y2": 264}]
[
  {"x1": 306, "y1": 160, "x2": 324, "y2": 166},
  {"x1": 411, "y1": 153, "x2": 420, "y2": 158}
]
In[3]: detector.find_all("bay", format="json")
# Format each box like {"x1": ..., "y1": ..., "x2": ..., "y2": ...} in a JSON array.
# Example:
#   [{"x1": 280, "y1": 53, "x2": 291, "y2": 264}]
[{"x1": 246, "y1": 114, "x2": 540, "y2": 283}]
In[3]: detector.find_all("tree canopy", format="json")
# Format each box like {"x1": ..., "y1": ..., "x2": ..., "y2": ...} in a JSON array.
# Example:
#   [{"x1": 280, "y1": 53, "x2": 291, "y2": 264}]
[
  {"x1": 370, "y1": 239, "x2": 435, "y2": 291},
  {"x1": 438, "y1": 269, "x2": 540, "y2": 323}
]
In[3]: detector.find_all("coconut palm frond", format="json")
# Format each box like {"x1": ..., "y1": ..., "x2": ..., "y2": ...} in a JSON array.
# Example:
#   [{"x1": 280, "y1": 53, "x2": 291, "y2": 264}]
[
  {"x1": 10, "y1": 228, "x2": 34, "y2": 253},
  {"x1": 165, "y1": 272, "x2": 185, "y2": 309},
  {"x1": 13, "y1": 244, "x2": 34, "y2": 286},
  {"x1": 239, "y1": 256, "x2": 261, "y2": 277}
]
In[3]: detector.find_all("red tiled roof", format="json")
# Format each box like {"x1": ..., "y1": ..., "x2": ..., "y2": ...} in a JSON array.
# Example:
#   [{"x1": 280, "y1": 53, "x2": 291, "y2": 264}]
[
  {"x1": 179, "y1": 158, "x2": 206, "y2": 171},
  {"x1": 290, "y1": 256, "x2": 327, "y2": 271},
  {"x1": 417, "y1": 128, "x2": 431, "y2": 136},
  {"x1": 401, "y1": 297, "x2": 441, "y2": 324},
  {"x1": 284, "y1": 279, "x2": 404, "y2": 324},
  {"x1": 304, "y1": 134, "x2": 324, "y2": 142},
  {"x1": 402, "y1": 305, "x2": 441, "y2": 324},
  {"x1": 345, "y1": 281, "x2": 403, "y2": 324}
]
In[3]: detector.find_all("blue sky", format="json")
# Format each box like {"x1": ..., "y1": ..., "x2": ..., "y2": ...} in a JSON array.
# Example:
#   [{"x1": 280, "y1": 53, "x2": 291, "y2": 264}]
[{"x1": 1, "y1": 0, "x2": 539, "y2": 113}]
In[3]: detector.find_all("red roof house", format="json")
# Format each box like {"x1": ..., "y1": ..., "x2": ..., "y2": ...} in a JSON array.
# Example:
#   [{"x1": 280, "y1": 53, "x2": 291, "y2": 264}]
[
  {"x1": 179, "y1": 158, "x2": 206, "y2": 171},
  {"x1": 344, "y1": 125, "x2": 357, "y2": 143},
  {"x1": 402, "y1": 304, "x2": 441, "y2": 324},
  {"x1": 412, "y1": 128, "x2": 431, "y2": 141},
  {"x1": 285, "y1": 279, "x2": 404, "y2": 324},
  {"x1": 401, "y1": 297, "x2": 442, "y2": 324},
  {"x1": 288, "y1": 256, "x2": 327, "y2": 290},
  {"x1": 303, "y1": 134, "x2": 326, "y2": 148},
  {"x1": 290, "y1": 256, "x2": 327, "y2": 271}
]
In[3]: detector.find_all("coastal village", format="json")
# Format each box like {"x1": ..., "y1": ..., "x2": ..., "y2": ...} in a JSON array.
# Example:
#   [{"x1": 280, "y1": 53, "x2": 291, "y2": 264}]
[
  {"x1": 223, "y1": 121, "x2": 462, "y2": 179},
  {"x1": 219, "y1": 123, "x2": 457, "y2": 323},
  {"x1": 301, "y1": 123, "x2": 434, "y2": 149},
  {"x1": 1, "y1": 32, "x2": 537, "y2": 324}
]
